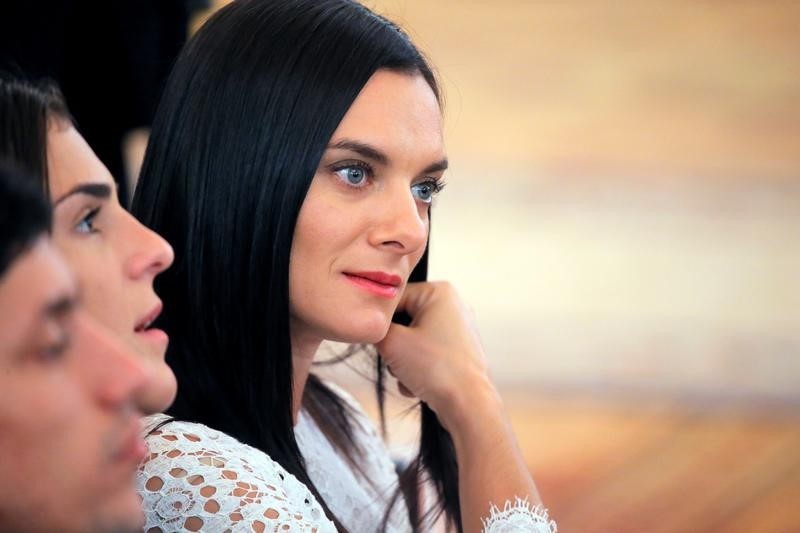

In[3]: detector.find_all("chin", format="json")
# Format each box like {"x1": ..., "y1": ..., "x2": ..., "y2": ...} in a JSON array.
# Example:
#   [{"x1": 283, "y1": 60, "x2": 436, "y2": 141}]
[
  {"x1": 329, "y1": 313, "x2": 392, "y2": 345},
  {"x1": 358, "y1": 328, "x2": 391, "y2": 344},
  {"x1": 138, "y1": 366, "x2": 178, "y2": 414},
  {"x1": 93, "y1": 493, "x2": 145, "y2": 533}
]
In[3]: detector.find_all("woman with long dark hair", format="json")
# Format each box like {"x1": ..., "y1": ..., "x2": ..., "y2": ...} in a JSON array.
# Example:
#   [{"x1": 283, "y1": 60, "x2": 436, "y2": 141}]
[
  {"x1": 0, "y1": 76, "x2": 176, "y2": 415},
  {"x1": 133, "y1": 1, "x2": 555, "y2": 531}
]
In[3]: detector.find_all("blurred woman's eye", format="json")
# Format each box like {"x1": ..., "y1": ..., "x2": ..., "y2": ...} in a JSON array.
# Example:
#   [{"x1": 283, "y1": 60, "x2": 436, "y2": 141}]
[
  {"x1": 37, "y1": 331, "x2": 70, "y2": 363},
  {"x1": 332, "y1": 161, "x2": 373, "y2": 188},
  {"x1": 411, "y1": 179, "x2": 446, "y2": 204},
  {"x1": 75, "y1": 207, "x2": 101, "y2": 234}
]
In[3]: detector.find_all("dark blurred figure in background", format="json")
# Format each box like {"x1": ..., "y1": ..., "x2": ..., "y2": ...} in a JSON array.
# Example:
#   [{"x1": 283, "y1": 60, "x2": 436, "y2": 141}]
[{"x1": 0, "y1": 0, "x2": 207, "y2": 205}]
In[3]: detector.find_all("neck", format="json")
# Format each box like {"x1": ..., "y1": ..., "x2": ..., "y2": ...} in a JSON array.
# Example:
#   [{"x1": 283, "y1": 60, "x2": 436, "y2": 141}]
[{"x1": 290, "y1": 327, "x2": 322, "y2": 425}]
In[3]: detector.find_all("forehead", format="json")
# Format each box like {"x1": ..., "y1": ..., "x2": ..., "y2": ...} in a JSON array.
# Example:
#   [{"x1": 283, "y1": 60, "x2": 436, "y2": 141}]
[
  {"x1": 333, "y1": 70, "x2": 444, "y2": 158},
  {"x1": 0, "y1": 239, "x2": 75, "y2": 352},
  {"x1": 46, "y1": 122, "x2": 115, "y2": 200}
]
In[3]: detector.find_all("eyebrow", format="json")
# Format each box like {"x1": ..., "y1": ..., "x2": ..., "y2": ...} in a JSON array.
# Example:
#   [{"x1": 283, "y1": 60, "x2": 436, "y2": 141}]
[
  {"x1": 53, "y1": 183, "x2": 113, "y2": 206},
  {"x1": 327, "y1": 139, "x2": 448, "y2": 175},
  {"x1": 328, "y1": 139, "x2": 389, "y2": 166},
  {"x1": 43, "y1": 292, "x2": 78, "y2": 320}
]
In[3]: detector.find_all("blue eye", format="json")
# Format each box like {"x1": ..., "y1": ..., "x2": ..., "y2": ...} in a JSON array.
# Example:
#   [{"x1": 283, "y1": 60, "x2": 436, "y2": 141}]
[
  {"x1": 75, "y1": 207, "x2": 100, "y2": 234},
  {"x1": 333, "y1": 163, "x2": 372, "y2": 188},
  {"x1": 411, "y1": 180, "x2": 445, "y2": 204}
]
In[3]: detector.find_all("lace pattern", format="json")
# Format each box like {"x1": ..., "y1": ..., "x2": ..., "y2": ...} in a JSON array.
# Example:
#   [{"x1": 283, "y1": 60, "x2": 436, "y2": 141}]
[
  {"x1": 295, "y1": 382, "x2": 410, "y2": 532},
  {"x1": 137, "y1": 396, "x2": 558, "y2": 532},
  {"x1": 138, "y1": 414, "x2": 336, "y2": 532},
  {"x1": 482, "y1": 497, "x2": 557, "y2": 533},
  {"x1": 296, "y1": 383, "x2": 557, "y2": 533}
]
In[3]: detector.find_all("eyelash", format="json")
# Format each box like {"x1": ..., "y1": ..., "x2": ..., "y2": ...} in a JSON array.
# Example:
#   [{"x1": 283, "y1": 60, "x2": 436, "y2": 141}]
[
  {"x1": 75, "y1": 207, "x2": 101, "y2": 234},
  {"x1": 38, "y1": 333, "x2": 69, "y2": 363},
  {"x1": 330, "y1": 160, "x2": 446, "y2": 204},
  {"x1": 412, "y1": 179, "x2": 446, "y2": 204},
  {"x1": 330, "y1": 160, "x2": 373, "y2": 188}
]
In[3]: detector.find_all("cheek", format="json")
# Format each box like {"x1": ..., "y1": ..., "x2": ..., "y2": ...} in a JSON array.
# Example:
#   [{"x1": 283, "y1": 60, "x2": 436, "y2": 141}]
[
  {"x1": 80, "y1": 281, "x2": 119, "y2": 325},
  {"x1": 412, "y1": 246, "x2": 426, "y2": 270},
  {"x1": 52, "y1": 235, "x2": 109, "y2": 285},
  {"x1": 296, "y1": 200, "x2": 344, "y2": 243},
  {"x1": 409, "y1": 217, "x2": 430, "y2": 269},
  {"x1": 64, "y1": 252, "x2": 110, "y2": 303},
  {"x1": 293, "y1": 194, "x2": 355, "y2": 268},
  {"x1": 290, "y1": 208, "x2": 320, "y2": 281},
  {"x1": 289, "y1": 211, "x2": 322, "y2": 317},
  {"x1": 52, "y1": 242, "x2": 128, "y2": 328},
  {"x1": 290, "y1": 199, "x2": 356, "y2": 317},
  {"x1": 0, "y1": 380, "x2": 81, "y2": 457}
]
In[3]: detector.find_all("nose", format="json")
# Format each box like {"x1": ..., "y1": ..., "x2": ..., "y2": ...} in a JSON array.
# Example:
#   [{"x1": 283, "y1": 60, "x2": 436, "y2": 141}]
[
  {"x1": 75, "y1": 312, "x2": 150, "y2": 410},
  {"x1": 123, "y1": 212, "x2": 175, "y2": 280},
  {"x1": 368, "y1": 181, "x2": 429, "y2": 255}
]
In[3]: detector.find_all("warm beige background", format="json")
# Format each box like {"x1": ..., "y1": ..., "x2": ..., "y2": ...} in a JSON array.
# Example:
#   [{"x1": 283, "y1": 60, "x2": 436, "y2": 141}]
[{"x1": 355, "y1": 0, "x2": 800, "y2": 401}]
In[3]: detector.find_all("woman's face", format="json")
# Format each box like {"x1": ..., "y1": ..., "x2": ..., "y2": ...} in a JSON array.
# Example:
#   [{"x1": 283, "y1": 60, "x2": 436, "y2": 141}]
[
  {"x1": 290, "y1": 70, "x2": 447, "y2": 346},
  {"x1": 46, "y1": 121, "x2": 176, "y2": 414}
]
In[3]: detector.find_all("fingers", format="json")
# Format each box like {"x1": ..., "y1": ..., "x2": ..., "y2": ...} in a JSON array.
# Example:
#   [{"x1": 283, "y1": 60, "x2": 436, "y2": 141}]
[
  {"x1": 393, "y1": 281, "x2": 434, "y2": 318},
  {"x1": 384, "y1": 356, "x2": 416, "y2": 398},
  {"x1": 374, "y1": 322, "x2": 408, "y2": 363}
]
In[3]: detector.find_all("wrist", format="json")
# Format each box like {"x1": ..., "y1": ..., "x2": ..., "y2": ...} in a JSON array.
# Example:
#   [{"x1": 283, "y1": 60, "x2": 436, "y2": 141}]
[{"x1": 432, "y1": 372, "x2": 505, "y2": 436}]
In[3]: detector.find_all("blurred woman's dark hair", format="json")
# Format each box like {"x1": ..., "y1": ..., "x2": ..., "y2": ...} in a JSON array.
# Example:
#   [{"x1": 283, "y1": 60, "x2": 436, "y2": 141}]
[
  {"x1": 132, "y1": 0, "x2": 460, "y2": 530},
  {"x1": 0, "y1": 75, "x2": 72, "y2": 197},
  {"x1": 0, "y1": 161, "x2": 51, "y2": 278}
]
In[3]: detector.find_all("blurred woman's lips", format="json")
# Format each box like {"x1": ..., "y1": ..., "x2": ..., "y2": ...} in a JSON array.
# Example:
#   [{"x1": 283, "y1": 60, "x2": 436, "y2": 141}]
[
  {"x1": 342, "y1": 271, "x2": 402, "y2": 298},
  {"x1": 111, "y1": 418, "x2": 147, "y2": 465},
  {"x1": 136, "y1": 327, "x2": 169, "y2": 346},
  {"x1": 134, "y1": 301, "x2": 169, "y2": 347},
  {"x1": 134, "y1": 301, "x2": 162, "y2": 331}
]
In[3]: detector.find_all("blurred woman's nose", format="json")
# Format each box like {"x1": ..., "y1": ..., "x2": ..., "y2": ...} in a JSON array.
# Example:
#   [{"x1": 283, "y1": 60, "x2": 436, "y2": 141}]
[{"x1": 76, "y1": 312, "x2": 150, "y2": 410}]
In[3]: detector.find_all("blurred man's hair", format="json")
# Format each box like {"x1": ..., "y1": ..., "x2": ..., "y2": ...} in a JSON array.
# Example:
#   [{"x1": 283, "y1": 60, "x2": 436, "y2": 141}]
[{"x1": 0, "y1": 161, "x2": 51, "y2": 278}]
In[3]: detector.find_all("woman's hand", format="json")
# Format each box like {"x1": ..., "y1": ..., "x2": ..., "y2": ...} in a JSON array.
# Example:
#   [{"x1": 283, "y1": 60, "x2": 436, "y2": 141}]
[
  {"x1": 377, "y1": 281, "x2": 546, "y2": 532},
  {"x1": 375, "y1": 281, "x2": 499, "y2": 431}
]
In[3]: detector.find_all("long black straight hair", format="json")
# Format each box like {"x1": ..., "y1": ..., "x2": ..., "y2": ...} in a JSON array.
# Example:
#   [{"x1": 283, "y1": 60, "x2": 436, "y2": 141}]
[{"x1": 132, "y1": 1, "x2": 460, "y2": 530}]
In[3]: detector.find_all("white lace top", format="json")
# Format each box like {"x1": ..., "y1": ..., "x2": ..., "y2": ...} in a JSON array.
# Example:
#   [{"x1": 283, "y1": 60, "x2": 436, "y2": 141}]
[
  {"x1": 295, "y1": 384, "x2": 556, "y2": 533},
  {"x1": 294, "y1": 385, "x2": 410, "y2": 532},
  {"x1": 137, "y1": 385, "x2": 557, "y2": 532},
  {"x1": 138, "y1": 414, "x2": 335, "y2": 532}
]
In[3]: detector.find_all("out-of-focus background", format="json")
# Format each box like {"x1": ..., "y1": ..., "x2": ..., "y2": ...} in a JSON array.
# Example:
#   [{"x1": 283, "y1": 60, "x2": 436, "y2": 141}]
[{"x1": 360, "y1": 0, "x2": 800, "y2": 403}]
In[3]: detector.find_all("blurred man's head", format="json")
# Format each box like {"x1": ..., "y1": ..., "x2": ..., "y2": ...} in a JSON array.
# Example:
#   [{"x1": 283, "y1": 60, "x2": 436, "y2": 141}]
[{"x1": 0, "y1": 163, "x2": 149, "y2": 532}]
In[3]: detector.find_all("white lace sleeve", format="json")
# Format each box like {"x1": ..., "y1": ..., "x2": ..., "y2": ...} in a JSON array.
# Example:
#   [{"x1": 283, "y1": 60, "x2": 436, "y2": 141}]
[
  {"x1": 138, "y1": 414, "x2": 336, "y2": 533},
  {"x1": 295, "y1": 381, "x2": 410, "y2": 531},
  {"x1": 482, "y1": 497, "x2": 557, "y2": 533}
]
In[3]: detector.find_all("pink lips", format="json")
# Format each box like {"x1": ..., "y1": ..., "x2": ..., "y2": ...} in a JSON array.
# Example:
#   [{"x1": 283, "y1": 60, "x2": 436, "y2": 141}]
[
  {"x1": 343, "y1": 271, "x2": 402, "y2": 298},
  {"x1": 112, "y1": 418, "x2": 147, "y2": 465},
  {"x1": 134, "y1": 301, "x2": 168, "y2": 346},
  {"x1": 134, "y1": 302, "x2": 162, "y2": 332}
]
